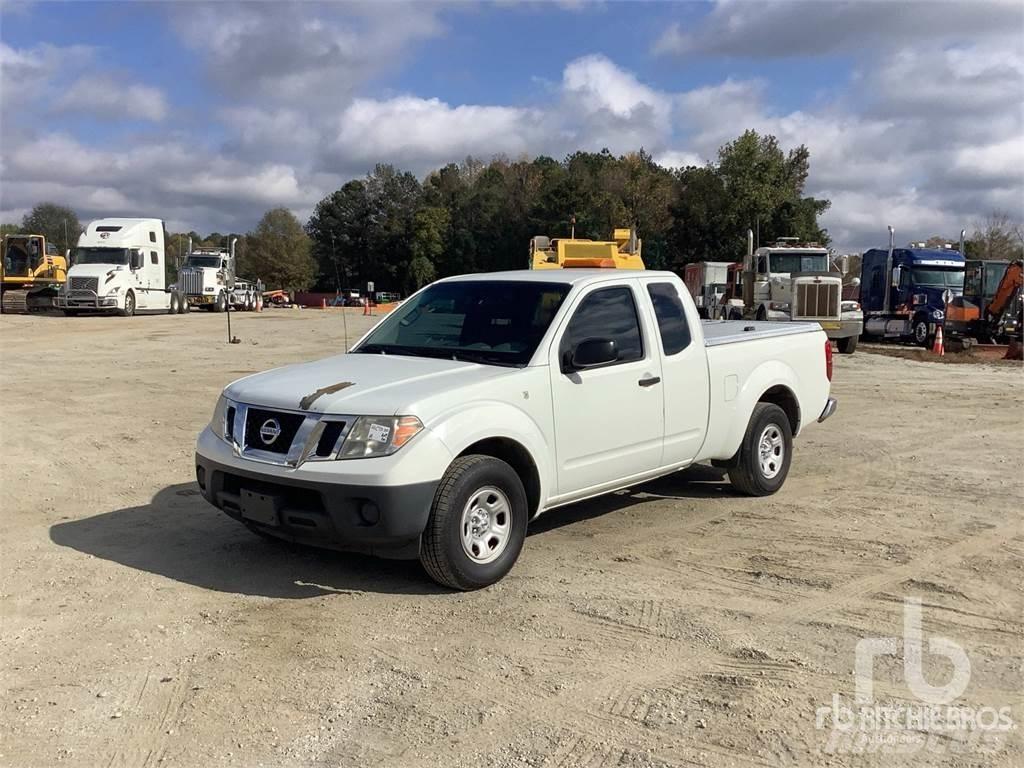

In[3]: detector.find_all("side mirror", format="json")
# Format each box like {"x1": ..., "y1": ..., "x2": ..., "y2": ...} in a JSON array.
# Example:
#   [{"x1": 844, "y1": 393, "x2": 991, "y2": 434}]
[
  {"x1": 851, "y1": 277, "x2": 861, "y2": 287},
  {"x1": 565, "y1": 338, "x2": 617, "y2": 372},
  {"x1": 891, "y1": 266, "x2": 902, "y2": 288}
]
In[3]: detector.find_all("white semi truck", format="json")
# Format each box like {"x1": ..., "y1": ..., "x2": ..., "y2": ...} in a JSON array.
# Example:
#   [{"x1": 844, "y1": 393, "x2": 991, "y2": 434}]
[
  {"x1": 735, "y1": 232, "x2": 863, "y2": 354},
  {"x1": 58, "y1": 218, "x2": 186, "y2": 316},
  {"x1": 177, "y1": 238, "x2": 261, "y2": 311}
]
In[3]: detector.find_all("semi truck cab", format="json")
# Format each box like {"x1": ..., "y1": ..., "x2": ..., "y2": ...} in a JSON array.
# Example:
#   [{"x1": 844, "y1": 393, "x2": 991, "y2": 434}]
[
  {"x1": 59, "y1": 218, "x2": 175, "y2": 317},
  {"x1": 861, "y1": 243, "x2": 965, "y2": 346}
]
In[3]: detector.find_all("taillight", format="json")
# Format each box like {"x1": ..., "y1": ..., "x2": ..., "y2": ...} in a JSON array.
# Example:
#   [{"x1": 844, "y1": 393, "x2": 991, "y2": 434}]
[{"x1": 824, "y1": 338, "x2": 833, "y2": 382}]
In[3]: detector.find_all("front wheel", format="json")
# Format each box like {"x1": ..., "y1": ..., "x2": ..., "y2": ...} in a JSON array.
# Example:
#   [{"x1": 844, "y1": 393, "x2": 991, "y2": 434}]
[
  {"x1": 168, "y1": 292, "x2": 180, "y2": 314},
  {"x1": 912, "y1": 319, "x2": 930, "y2": 347},
  {"x1": 728, "y1": 403, "x2": 793, "y2": 496},
  {"x1": 119, "y1": 291, "x2": 135, "y2": 317},
  {"x1": 214, "y1": 291, "x2": 226, "y2": 312},
  {"x1": 420, "y1": 455, "x2": 528, "y2": 590},
  {"x1": 837, "y1": 335, "x2": 857, "y2": 354}
]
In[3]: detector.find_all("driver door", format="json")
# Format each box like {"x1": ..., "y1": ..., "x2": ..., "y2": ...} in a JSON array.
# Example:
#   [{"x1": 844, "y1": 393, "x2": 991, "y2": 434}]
[{"x1": 547, "y1": 281, "x2": 664, "y2": 499}]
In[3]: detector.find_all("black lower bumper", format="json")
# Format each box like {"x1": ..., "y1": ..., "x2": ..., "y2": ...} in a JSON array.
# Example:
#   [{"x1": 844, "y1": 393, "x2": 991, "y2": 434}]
[{"x1": 195, "y1": 453, "x2": 438, "y2": 559}]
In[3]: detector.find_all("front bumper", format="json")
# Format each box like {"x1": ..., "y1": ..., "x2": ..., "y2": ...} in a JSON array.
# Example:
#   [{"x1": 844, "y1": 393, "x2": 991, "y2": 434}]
[
  {"x1": 57, "y1": 292, "x2": 120, "y2": 310},
  {"x1": 824, "y1": 318, "x2": 863, "y2": 340},
  {"x1": 195, "y1": 451, "x2": 438, "y2": 558}
]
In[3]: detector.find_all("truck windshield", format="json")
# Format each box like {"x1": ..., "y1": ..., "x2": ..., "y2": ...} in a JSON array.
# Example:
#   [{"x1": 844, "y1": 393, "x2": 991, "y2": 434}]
[
  {"x1": 910, "y1": 268, "x2": 964, "y2": 288},
  {"x1": 74, "y1": 247, "x2": 129, "y2": 266},
  {"x1": 186, "y1": 256, "x2": 223, "y2": 268},
  {"x1": 768, "y1": 252, "x2": 828, "y2": 274},
  {"x1": 355, "y1": 280, "x2": 571, "y2": 367}
]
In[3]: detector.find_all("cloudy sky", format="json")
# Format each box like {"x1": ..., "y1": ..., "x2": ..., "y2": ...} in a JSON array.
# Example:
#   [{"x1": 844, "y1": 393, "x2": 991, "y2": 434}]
[{"x1": 1, "y1": 0, "x2": 1021, "y2": 251}]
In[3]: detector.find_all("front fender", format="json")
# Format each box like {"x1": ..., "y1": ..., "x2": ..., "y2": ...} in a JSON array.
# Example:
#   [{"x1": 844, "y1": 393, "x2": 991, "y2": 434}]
[
  {"x1": 427, "y1": 400, "x2": 553, "y2": 508},
  {"x1": 704, "y1": 358, "x2": 804, "y2": 461}
]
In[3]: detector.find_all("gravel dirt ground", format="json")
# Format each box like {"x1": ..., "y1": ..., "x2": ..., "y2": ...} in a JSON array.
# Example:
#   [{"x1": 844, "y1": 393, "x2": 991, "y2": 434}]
[{"x1": 1, "y1": 309, "x2": 1021, "y2": 768}]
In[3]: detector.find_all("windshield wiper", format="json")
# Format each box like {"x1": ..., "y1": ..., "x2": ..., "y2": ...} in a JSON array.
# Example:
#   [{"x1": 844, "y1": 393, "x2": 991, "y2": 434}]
[{"x1": 448, "y1": 350, "x2": 522, "y2": 368}]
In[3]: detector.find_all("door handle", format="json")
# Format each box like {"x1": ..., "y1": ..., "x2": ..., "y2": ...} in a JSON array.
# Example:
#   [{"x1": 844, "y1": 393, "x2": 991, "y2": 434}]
[{"x1": 638, "y1": 376, "x2": 661, "y2": 387}]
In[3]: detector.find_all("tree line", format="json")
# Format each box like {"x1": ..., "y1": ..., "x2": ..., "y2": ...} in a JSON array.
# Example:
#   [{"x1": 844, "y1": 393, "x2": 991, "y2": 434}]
[{"x1": 6, "y1": 130, "x2": 1022, "y2": 293}]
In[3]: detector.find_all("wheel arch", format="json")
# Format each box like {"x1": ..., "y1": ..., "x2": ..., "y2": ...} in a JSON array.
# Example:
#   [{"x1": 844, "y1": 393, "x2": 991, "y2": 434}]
[{"x1": 457, "y1": 436, "x2": 542, "y2": 520}]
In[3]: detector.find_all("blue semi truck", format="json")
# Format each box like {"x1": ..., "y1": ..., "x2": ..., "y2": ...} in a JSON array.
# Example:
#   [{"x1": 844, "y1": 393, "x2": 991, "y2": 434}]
[{"x1": 860, "y1": 227, "x2": 966, "y2": 347}]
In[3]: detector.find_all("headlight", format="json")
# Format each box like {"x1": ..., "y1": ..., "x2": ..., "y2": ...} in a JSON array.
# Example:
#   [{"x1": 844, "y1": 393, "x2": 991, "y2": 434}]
[
  {"x1": 338, "y1": 415, "x2": 423, "y2": 459},
  {"x1": 841, "y1": 301, "x2": 861, "y2": 312},
  {"x1": 932, "y1": 309, "x2": 945, "y2": 320},
  {"x1": 210, "y1": 394, "x2": 228, "y2": 440},
  {"x1": 769, "y1": 302, "x2": 790, "y2": 312}
]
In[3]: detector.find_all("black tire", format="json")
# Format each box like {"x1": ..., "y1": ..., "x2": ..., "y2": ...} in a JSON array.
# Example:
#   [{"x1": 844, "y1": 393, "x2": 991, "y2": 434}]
[
  {"x1": 756, "y1": 306, "x2": 768, "y2": 321},
  {"x1": 178, "y1": 293, "x2": 188, "y2": 314},
  {"x1": 214, "y1": 291, "x2": 226, "y2": 312},
  {"x1": 912, "y1": 319, "x2": 930, "y2": 347},
  {"x1": 119, "y1": 290, "x2": 135, "y2": 317},
  {"x1": 168, "y1": 292, "x2": 180, "y2": 314},
  {"x1": 837, "y1": 335, "x2": 858, "y2": 354},
  {"x1": 420, "y1": 455, "x2": 528, "y2": 591},
  {"x1": 728, "y1": 403, "x2": 793, "y2": 497}
]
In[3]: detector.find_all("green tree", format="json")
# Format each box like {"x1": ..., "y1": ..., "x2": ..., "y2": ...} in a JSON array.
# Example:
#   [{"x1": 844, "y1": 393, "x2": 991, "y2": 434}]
[
  {"x1": 407, "y1": 206, "x2": 449, "y2": 290},
  {"x1": 245, "y1": 208, "x2": 315, "y2": 291},
  {"x1": 306, "y1": 180, "x2": 371, "y2": 291},
  {"x1": 670, "y1": 131, "x2": 830, "y2": 264},
  {"x1": 1, "y1": 223, "x2": 20, "y2": 239},
  {"x1": 21, "y1": 202, "x2": 81, "y2": 254}
]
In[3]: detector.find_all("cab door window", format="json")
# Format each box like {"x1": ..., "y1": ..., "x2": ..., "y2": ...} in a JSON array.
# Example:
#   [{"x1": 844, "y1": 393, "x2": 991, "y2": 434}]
[{"x1": 559, "y1": 286, "x2": 643, "y2": 367}]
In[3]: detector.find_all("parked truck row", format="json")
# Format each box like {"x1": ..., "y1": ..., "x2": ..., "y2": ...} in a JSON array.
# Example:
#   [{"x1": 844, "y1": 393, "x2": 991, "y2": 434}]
[
  {"x1": 52, "y1": 218, "x2": 263, "y2": 317},
  {"x1": 681, "y1": 226, "x2": 1022, "y2": 354}
]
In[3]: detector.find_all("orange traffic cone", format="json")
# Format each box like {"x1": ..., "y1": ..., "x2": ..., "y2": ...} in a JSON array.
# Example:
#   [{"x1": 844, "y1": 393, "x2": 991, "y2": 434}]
[
  {"x1": 932, "y1": 325, "x2": 945, "y2": 356},
  {"x1": 362, "y1": 298, "x2": 370, "y2": 316},
  {"x1": 255, "y1": 294, "x2": 263, "y2": 312}
]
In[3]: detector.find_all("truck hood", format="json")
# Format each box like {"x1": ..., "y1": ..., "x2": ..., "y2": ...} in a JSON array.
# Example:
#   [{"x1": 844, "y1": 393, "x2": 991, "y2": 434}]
[
  {"x1": 68, "y1": 264, "x2": 125, "y2": 279},
  {"x1": 224, "y1": 353, "x2": 515, "y2": 417}
]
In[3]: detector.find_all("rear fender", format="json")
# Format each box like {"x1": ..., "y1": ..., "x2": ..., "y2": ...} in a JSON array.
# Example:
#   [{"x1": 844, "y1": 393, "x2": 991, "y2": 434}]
[{"x1": 706, "y1": 359, "x2": 803, "y2": 461}]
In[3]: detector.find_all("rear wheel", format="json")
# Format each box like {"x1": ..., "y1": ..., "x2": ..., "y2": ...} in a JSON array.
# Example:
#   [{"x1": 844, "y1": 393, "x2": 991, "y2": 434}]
[
  {"x1": 728, "y1": 403, "x2": 793, "y2": 496},
  {"x1": 420, "y1": 455, "x2": 528, "y2": 590},
  {"x1": 837, "y1": 335, "x2": 858, "y2": 354}
]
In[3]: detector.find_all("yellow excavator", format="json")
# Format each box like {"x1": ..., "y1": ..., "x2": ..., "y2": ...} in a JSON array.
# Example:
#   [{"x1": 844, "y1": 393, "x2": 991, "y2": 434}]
[
  {"x1": 1, "y1": 233, "x2": 69, "y2": 313},
  {"x1": 529, "y1": 226, "x2": 644, "y2": 270}
]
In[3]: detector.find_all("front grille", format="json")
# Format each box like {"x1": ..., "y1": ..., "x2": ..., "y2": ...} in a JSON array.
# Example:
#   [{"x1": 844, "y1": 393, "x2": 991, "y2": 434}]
[
  {"x1": 181, "y1": 270, "x2": 204, "y2": 296},
  {"x1": 794, "y1": 282, "x2": 840, "y2": 319},
  {"x1": 244, "y1": 408, "x2": 305, "y2": 454},
  {"x1": 70, "y1": 277, "x2": 98, "y2": 293},
  {"x1": 315, "y1": 421, "x2": 347, "y2": 457}
]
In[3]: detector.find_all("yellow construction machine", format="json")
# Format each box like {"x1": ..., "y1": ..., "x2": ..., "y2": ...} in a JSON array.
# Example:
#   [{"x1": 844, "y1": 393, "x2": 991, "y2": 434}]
[
  {"x1": 1, "y1": 234, "x2": 69, "y2": 313},
  {"x1": 529, "y1": 227, "x2": 644, "y2": 270}
]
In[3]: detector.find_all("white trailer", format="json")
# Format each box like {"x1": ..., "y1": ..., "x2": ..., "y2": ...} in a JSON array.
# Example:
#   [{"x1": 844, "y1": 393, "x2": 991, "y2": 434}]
[{"x1": 58, "y1": 218, "x2": 185, "y2": 316}]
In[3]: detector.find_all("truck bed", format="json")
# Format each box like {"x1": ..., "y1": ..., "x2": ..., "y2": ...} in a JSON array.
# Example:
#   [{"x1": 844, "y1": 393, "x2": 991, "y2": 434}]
[{"x1": 701, "y1": 319, "x2": 822, "y2": 347}]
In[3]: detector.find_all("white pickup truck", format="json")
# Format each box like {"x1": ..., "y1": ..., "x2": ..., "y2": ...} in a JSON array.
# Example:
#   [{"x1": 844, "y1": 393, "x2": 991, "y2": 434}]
[{"x1": 195, "y1": 270, "x2": 836, "y2": 589}]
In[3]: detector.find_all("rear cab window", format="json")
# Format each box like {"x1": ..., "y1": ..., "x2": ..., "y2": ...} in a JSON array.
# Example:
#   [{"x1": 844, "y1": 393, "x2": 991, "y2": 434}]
[{"x1": 646, "y1": 282, "x2": 691, "y2": 355}]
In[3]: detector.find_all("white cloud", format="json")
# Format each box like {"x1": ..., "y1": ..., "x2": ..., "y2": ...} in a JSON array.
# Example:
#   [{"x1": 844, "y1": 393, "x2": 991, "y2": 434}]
[
  {"x1": 169, "y1": 1, "x2": 446, "y2": 104},
  {"x1": 331, "y1": 97, "x2": 543, "y2": 173},
  {"x1": 654, "y1": 0, "x2": 1024, "y2": 58},
  {"x1": 53, "y1": 74, "x2": 168, "y2": 122}
]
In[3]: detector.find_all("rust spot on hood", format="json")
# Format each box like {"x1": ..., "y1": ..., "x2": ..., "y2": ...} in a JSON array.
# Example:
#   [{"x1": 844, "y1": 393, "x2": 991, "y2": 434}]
[{"x1": 299, "y1": 381, "x2": 355, "y2": 410}]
